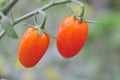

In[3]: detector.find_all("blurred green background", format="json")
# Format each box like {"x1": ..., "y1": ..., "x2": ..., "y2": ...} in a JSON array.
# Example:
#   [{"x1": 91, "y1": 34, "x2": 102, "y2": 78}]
[{"x1": 0, "y1": 0, "x2": 120, "y2": 80}]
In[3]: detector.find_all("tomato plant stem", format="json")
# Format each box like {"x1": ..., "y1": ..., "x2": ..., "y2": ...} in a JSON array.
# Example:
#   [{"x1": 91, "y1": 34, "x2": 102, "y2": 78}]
[
  {"x1": 0, "y1": 0, "x2": 85, "y2": 39},
  {"x1": 12, "y1": 0, "x2": 71, "y2": 25},
  {"x1": 1, "y1": 0, "x2": 18, "y2": 15},
  {"x1": 33, "y1": 9, "x2": 47, "y2": 30},
  {"x1": 39, "y1": 10, "x2": 47, "y2": 30},
  {"x1": 0, "y1": 0, "x2": 71, "y2": 39}
]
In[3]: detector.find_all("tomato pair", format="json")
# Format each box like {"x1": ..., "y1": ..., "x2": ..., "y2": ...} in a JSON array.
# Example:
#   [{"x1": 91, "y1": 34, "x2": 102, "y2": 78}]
[{"x1": 18, "y1": 16, "x2": 88, "y2": 68}]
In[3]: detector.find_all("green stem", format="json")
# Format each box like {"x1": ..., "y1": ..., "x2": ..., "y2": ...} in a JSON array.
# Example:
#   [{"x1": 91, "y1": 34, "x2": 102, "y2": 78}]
[
  {"x1": 34, "y1": 12, "x2": 39, "y2": 26},
  {"x1": 1, "y1": 0, "x2": 85, "y2": 39},
  {"x1": 13, "y1": 0, "x2": 71, "y2": 25},
  {"x1": 0, "y1": 0, "x2": 18, "y2": 39},
  {"x1": 33, "y1": 9, "x2": 47, "y2": 30},
  {"x1": 41, "y1": 15, "x2": 47, "y2": 29},
  {"x1": 1, "y1": 0, "x2": 18, "y2": 15},
  {"x1": 38, "y1": 10, "x2": 47, "y2": 29}
]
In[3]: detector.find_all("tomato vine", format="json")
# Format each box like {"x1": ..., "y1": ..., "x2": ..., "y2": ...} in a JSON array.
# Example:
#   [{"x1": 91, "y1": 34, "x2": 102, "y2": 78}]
[{"x1": 0, "y1": 0, "x2": 87, "y2": 39}]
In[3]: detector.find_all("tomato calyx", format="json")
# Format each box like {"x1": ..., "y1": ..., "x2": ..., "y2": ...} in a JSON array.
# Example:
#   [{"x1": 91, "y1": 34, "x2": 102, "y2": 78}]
[
  {"x1": 73, "y1": 15, "x2": 84, "y2": 22},
  {"x1": 34, "y1": 13, "x2": 57, "y2": 40},
  {"x1": 67, "y1": 0, "x2": 96, "y2": 23},
  {"x1": 73, "y1": 15, "x2": 97, "y2": 23},
  {"x1": 33, "y1": 25, "x2": 57, "y2": 40}
]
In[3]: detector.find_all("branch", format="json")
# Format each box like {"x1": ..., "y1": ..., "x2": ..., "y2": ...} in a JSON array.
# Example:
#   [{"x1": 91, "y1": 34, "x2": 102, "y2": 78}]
[
  {"x1": 0, "y1": 0, "x2": 85, "y2": 39},
  {"x1": 1, "y1": 0, "x2": 19, "y2": 15},
  {"x1": 13, "y1": 0, "x2": 71, "y2": 25},
  {"x1": 0, "y1": 0, "x2": 19, "y2": 38},
  {"x1": 0, "y1": 0, "x2": 71, "y2": 39}
]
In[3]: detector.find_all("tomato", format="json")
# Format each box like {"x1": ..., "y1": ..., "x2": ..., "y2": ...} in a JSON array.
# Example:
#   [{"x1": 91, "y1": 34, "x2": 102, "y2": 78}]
[
  {"x1": 56, "y1": 16, "x2": 88, "y2": 58},
  {"x1": 18, "y1": 27, "x2": 50, "y2": 68}
]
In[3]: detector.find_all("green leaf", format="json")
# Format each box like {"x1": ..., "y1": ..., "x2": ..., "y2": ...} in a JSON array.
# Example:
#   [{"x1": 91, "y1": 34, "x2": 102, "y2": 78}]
[
  {"x1": 1, "y1": 17, "x2": 18, "y2": 39},
  {"x1": 67, "y1": 3, "x2": 81, "y2": 16},
  {"x1": 0, "y1": 0, "x2": 7, "y2": 8}
]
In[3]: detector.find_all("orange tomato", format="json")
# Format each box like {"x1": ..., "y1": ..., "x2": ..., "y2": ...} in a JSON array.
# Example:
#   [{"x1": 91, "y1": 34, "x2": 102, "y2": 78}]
[
  {"x1": 18, "y1": 27, "x2": 50, "y2": 68},
  {"x1": 56, "y1": 16, "x2": 88, "y2": 58}
]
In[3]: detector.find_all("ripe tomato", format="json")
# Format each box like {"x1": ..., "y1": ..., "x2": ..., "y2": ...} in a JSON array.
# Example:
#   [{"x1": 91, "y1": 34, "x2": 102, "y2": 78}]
[
  {"x1": 56, "y1": 16, "x2": 88, "y2": 58},
  {"x1": 18, "y1": 27, "x2": 50, "y2": 68}
]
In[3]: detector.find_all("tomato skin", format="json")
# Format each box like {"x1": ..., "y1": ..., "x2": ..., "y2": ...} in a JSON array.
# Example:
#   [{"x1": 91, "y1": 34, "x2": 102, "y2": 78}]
[
  {"x1": 56, "y1": 16, "x2": 88, "y2": 58},
  {"x1": 18, "y1": 27, "x2": 50, "y2": 68}
]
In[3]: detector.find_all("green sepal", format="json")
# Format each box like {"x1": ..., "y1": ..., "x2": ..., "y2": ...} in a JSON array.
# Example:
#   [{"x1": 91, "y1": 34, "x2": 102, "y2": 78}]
[{"x1": 1, "y1": 17, "x2": 18, "y2": 39}]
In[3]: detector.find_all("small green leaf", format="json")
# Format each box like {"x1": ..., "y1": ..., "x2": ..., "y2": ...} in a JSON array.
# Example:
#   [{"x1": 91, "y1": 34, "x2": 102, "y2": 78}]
[
  {"x1": 1, "y1": 17, "x2": 18, "y2": 39},
  {"x1": 0, "y1": 0, "x2": 7, "y2": 8},
  {"x1": 67, "y1": 3, "x2": 81, "y2": 16}
]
